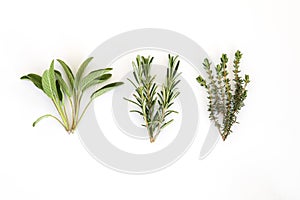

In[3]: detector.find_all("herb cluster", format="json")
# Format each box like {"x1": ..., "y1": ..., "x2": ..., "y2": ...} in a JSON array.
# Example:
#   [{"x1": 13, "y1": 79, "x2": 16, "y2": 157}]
[
  {"x1": 196, "y1": 50, "x2": 250, "y2": 141},
  {"x1": 21, "y1": 57, "x2": 123, "y2": 133},
  {"x1": 124, "y1": 55, "x2": 181, "y2": 143}
]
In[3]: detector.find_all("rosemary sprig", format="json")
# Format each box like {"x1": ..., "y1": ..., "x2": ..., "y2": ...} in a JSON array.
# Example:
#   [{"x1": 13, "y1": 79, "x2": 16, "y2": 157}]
[
  {"x1": 124, "y1": 55, "x2": 181, "y2": 143},
  {"x1": 21, "y1": 57, "x2": 123, "y2": 133},
  {"x1": 196, "y1": 50, "x2": 250, "y2": 141}
]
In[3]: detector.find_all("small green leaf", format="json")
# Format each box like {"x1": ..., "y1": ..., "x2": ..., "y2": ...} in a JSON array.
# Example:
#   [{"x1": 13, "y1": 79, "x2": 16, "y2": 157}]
[
  {"x1": 21, "y1": 73, "x2": 43, "y2": 90},
  {"x1": 196, "y1": 76, "x2": 207, "y2": 88},
  {"x1": 245, "y1": 74, "x2": 250, "y2": 83},
  {"x1": 41, "y1": 70, "x2": 53, "y2": 98},
  {"x1": 33, "y1": 114, "x2": 64, "y2": 127},
  {"x1": 127, "y1": 78, "x2": 138, "y2": 89},
  {"x1": 79, "y1": 68, "x2": 112, "y2": 90},
  {"x1": 41, "y1": 60, "x2": 58, "y2": 100},
  {"x1": 75, "y1": 57, "x2": 93, "y2": 88},
  {"x1": 161, "y1": 119, "x2": 174, "y2": 129},
  {"x1": 130, "y1": 110, "x2": 144, "y2": 116},
  {"x1": 56, "y1": 59, "x2": 74, "y2": 90},
  {"x1": 56, "y1": 80, "x2": 63, "y2": 102},
  {"x1": 82, "y1": 74, "x2": 112, "y2": 92},
  {"x1": 91, "y1": 82, "x2": 123, "y2": 100},
  {"x1": 55, "y1": 70, "x2": 72, "y2": 97},
  {"x1": 124, "y1": 97, "x2": 141, "y2": 107}
]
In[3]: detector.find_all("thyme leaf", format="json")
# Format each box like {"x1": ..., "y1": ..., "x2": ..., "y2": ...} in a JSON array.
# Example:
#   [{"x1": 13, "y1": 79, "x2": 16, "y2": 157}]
[{"x1": 196, "y1": 50, "x2": 250, "y2": 141}]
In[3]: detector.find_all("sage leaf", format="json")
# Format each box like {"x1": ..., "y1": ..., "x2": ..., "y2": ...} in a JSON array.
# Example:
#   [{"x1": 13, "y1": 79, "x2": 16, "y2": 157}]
[
  {"x1": 33, "y1": 114, "x2": 64, "y2": 127},
  {"x1": 56, "y1": 80, "x2": 63, "y2": 102},
  {"x1": 42, "y1": 60, "x2": 58, "y2": 100},
  {"x1": 75, "y1": 57, "x2": 93, "y2": 88},
  {"x1": 55, "y1": 70, "x2": 72, "y2": 97},
  {"x1": 79, "y1": 68, "x2": 112, "y2": 90},
  {"x1": 56, "y1": 59, "x2": 75, "y2": 90},
  {"x1": 82, "y1": 73, "x2": 112, "y2": 92},
  {"x1": 20, "y1": 73, "x2": 43, "y2": 90},
  {"x1": 91, "y1": 82, "x2": 123, "y2": 101},
  {"x1": 42, "y1": 70, "x2": 54, "y2": 98}
]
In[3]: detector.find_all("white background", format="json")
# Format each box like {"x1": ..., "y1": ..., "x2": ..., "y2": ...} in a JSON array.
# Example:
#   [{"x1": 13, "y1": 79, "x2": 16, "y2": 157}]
[{"x1": 1, "y1": 0, "x2": 300, "y2": 199}]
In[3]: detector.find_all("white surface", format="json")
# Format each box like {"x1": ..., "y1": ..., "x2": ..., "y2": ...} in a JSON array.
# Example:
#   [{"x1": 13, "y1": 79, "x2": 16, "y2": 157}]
[{"x1": 0, "y1": 0, "x2": 299, "y2": 199}]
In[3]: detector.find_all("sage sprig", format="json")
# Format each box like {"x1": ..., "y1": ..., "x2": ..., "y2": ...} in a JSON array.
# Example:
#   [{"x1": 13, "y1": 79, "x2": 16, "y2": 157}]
[
  {"x1": 124, "y1": 55, "x2": 181, "y2": 143},
  {"x1": 196, "y1": 50, "x2": 250, "y2": 141},
  {"x1": 21, "y1": 57, "x2": 123, "y2": 133}
]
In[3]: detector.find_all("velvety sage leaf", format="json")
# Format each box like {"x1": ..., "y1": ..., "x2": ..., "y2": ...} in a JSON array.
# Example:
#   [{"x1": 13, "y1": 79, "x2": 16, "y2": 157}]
[
  {"x1": 42, "y1": 60, "x2": 58, "y2": 99},
  {"x1": 55, "y1": 70, "x2": 72, "y2": 97},
  {"x1": 56, "y1": 80, "x2": 63, "y2": 102},
  {"x1": 21, "y1": 73, "x2": 43, "y2": 90},
  {"x1": 41, "y1": 70, "x2": 53, "y2": 98},
  {"x1": 56, "y1": 59, "x2": 74, "y2": 90},
  {"x1": 32, "y1": 114, "x2": 64, "y2": 127},
  {"x1": 90, "y1": 82, "x2": 123, "y2": 101},
  {"x1": 75, "y1": 57, "x2": 93, "y2": 88},
  {"x1": 79, "y1": 68, "x2": 112, "y2": 90},
  {"x1": 82, "y1": 73, "x2": 112, "y2": 92}
]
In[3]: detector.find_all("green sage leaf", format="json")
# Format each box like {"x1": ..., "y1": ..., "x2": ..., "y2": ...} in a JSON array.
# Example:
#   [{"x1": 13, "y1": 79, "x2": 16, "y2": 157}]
[
  {"x1": 55, "y1": 70, "x2": 72, "y2": 97},
  {"x1": 56, "y1": 59, "x2": 74, "y2": 90},
  {"x1": 42, "y1": 60, "x2": 58, "y2": 100},
  {"x1": 75, "y1": 57, "x2": 93, "y2": 88},
  {"x1": 79, "y1": 68, "x2": 112, "y2": 91},
  {"x1": 33, "y1": 114, "x2": 63, "y2": 127},
  {"x1": 82, "y1": 74, "x2": 112, "y2": 92},
  {"x1": 56, "y1": 80, "x2": 63, "y2": 102},
  {"x1": 91, "y1": 82, "x2": 123, "y2": 101},
  {"x1": 20, "y1": 73, "x2": 43, "y2": 90}
]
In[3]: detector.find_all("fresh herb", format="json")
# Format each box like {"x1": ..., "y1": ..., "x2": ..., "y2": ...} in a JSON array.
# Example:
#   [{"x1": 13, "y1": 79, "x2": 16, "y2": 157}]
[
  {"x1": 196, "y1": 50, "x2": 250, "y2": 141},
  {"x1": 21, "y1": 57, "x2": 123, "y2": 133},
  {"x1": 124, "y1": 55, "x2": 181, "y2": 143}
]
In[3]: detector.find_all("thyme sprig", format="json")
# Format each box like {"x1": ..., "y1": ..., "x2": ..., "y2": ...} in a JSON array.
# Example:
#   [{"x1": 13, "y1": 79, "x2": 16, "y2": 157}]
[
  {"x1": 196, "y1": 50, "x2": 250, "y2": 141},
  {"x1": 21, "y1": 57, "x2": 123, "y2": 133},
  {"x1": 124, "y1": 55, "x2": 181, "y2": 143}
]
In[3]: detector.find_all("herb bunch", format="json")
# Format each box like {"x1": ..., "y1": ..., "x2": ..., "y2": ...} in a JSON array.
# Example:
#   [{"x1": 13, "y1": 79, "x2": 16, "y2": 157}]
[
  {"x1": 196, "y1": 50, "x2": 250, "y2": 141},
  {"x1": 124, "y1": 55, "x2": 181, "y2": 143},
  {"x1": 21, "y1": 57, "x2": 123, "y2": 133}
]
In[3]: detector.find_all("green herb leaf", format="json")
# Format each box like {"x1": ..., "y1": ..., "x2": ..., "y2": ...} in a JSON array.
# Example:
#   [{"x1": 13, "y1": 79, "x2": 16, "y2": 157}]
[
  {"x1": 82, "y1": 74, "x2": 112, "y2": 92},
  {"x1": 91, "y1": 82, "x2": 124, "y2": 101},
  {"x1": 56, "y1": 80, "x2": 63, "y2": 102},
  {"x1": 79, "y1": 68, "x2": 112, "y2": 91},
  {"x1": 55, "y1": 70, "x2": 72, "y2": 97},
  {"x1": 75, "y1": 57, "x2": 93, "y2": 88},
  {"x1": 41, "y1": 60, "x2": 58, "y2": 100},
  {"x1": 33, "y1": 114, "x2": 64, "y2": 127},
  {"x1": 20, "y1": 73, "x2": 43, "y2": 90},
  {"x1": 56, "y1": 59, "x2": 74, "y2": 90},
  {"x1": 161, "y1": 119, "x2": 174, "y2": 129},
  {"x1": 42, "y1": 70, "x2": 53, "y2": 98}
]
